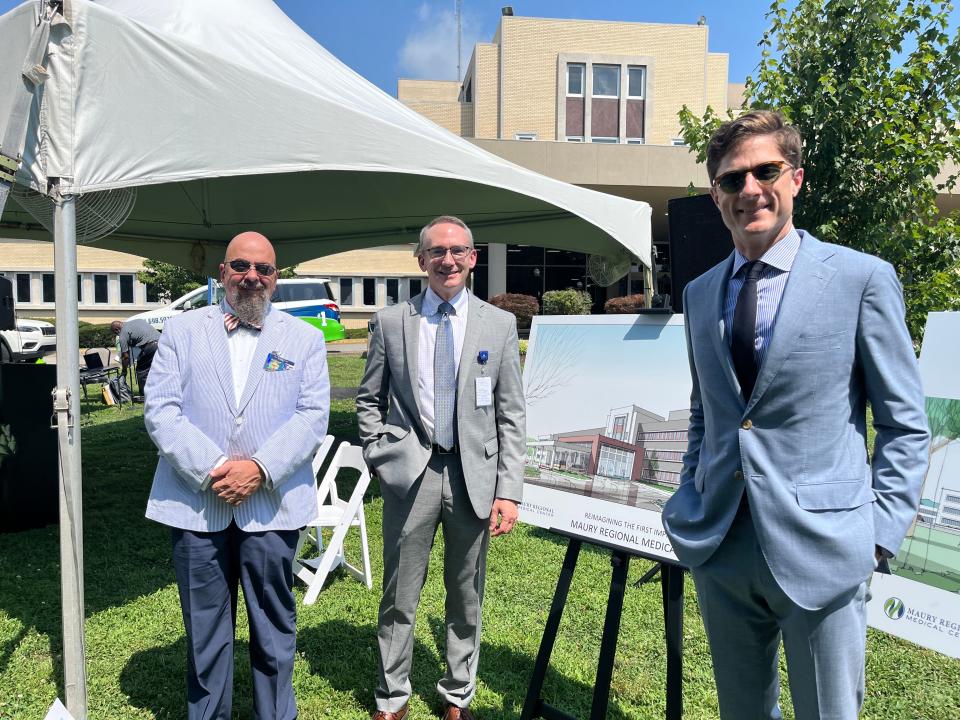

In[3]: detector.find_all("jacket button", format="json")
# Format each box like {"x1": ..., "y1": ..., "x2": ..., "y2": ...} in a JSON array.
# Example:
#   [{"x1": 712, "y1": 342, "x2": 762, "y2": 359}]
[
  {"x1": 741, "y1": 419, "x2": 753, "y2": 430},
  {"x1": 734, "y1": 471, "x2": 743, "y2": 481},
  {"x1": 235, "y1": 417, "x2": 243, "y2": 426}
]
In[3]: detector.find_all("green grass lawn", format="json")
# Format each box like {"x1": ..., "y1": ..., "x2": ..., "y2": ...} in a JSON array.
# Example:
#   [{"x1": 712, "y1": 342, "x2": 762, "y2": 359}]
[{"x1": 0, "y1": 366, "x2": 958, "y2": 718}]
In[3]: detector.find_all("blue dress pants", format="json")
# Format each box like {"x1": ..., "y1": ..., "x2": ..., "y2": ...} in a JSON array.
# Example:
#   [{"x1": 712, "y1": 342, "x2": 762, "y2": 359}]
[{"x1": 171, "y1": 521, "x2": 299, "y2": 720}]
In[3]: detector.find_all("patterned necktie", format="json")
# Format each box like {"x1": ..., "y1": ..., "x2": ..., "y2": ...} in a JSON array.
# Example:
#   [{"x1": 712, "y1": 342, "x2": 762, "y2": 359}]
[
  {"x1": 731, "y1": 260, "x2": 765, "y2": 401},
  {"x1": 434, "y1": 301, "x2": 456, "y2": 450},
  {"x1": 223, "y1": 313, "x2": 262, "y2": 333}
]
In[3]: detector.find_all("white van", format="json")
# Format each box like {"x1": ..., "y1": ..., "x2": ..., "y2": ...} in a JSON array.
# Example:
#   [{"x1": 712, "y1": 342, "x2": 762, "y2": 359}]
[{"x1": 127, "y1": 278, "x2": 345, "y2": 341}]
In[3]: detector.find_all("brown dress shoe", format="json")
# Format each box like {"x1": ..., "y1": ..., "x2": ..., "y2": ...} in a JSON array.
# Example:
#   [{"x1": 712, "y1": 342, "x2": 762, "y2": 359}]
[
  {"x1": 371, "y1": 706, "x2": 408, "y2": 720},
  {"x1": 442, "y1": 705, "x2": 476, "y2": 720}
]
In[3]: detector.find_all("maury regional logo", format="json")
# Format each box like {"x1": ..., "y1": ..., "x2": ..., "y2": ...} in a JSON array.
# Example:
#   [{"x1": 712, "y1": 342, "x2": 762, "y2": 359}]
[{"x1": 883, "y1": 597, "x2": 906, "y2": 620}]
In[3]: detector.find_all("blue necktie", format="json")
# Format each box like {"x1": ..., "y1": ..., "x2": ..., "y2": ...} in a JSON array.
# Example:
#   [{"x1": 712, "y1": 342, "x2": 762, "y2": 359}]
[
  {"x1": 434, "y1": 301, "x2": 456, "y2": 450},
  {"x1": 731, "y1": 260, "x2": 766, "y2": 401}
]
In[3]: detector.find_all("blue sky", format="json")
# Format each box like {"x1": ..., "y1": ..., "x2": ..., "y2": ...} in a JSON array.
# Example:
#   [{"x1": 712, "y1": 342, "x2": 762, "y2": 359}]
[
  {"x1": 0, "y1": 1, "x2": 860, "y2": 92},
  {"x1": 2, "y1": 1, "x2": 956, "y2": 94}
]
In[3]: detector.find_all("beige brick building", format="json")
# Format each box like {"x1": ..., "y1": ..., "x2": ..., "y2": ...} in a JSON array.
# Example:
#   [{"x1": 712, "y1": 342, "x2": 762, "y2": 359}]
[{"x1": 399, "y1": 15, "x2": 733, "y2": 146}]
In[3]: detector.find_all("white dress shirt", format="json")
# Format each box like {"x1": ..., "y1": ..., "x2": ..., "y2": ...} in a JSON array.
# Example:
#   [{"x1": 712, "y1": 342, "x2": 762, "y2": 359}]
[
  {"x1": 418, "y1": 287, "x2": 469, "y2": 441},
  {"x1": 203, "y1": 302, "x2": 272, "y2": 490}
]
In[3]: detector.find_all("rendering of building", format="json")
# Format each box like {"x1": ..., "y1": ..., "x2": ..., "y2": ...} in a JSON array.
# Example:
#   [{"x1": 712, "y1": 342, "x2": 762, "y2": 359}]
[{"x1": 530, "y1": 404, "x2": 690, "y2": 489}]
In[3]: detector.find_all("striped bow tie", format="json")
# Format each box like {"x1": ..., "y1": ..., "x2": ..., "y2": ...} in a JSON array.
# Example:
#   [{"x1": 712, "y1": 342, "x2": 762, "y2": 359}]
[{"x1": 223, "y1": 313, "x2": 262, "y2": 333}]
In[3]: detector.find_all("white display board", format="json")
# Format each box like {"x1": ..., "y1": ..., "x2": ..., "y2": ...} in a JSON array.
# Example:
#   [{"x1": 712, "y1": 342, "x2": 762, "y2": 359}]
[
  {"x1": 518, "y1": 314, "x2": 690, "y2": 562},
  {"x1": 866, "y1": 312, "x2": 960, "y2": 658}
]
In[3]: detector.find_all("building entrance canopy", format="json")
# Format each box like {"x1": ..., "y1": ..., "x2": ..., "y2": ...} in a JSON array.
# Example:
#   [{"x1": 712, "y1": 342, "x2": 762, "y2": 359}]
[{"x1": 0, "y1": 0, "x2": 652, "y2": 273}]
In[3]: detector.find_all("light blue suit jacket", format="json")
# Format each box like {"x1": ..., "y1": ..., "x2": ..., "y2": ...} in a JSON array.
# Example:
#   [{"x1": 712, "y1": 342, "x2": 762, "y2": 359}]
[
  {"x1": 144, "y1": 303, "x2": 329, "y2": 532},
  {"x1": 662, "y1": 232, "x2": 929, "y2": 610}
]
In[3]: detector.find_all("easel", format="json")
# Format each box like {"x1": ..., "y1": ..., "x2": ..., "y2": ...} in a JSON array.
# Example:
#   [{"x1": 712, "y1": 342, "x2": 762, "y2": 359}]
[{"x1": 520, "y1": 534, "x2": 685, "y2": 720}]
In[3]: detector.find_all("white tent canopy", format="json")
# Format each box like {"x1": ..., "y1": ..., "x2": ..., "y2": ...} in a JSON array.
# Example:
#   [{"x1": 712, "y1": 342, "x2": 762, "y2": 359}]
[{"x1": 0, "y1": 0, "x2": 652, "y2": 274}]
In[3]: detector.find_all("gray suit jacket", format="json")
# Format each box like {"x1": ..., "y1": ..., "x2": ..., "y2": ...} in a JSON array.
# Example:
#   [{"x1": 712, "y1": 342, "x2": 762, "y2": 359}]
[
  {"x1": 356, "y1": 291, "x2": 525, "y2": 519},
  {"x1": 144, "y1": 303, "x2": 330, "y2": 532},
  {"x1": 662, "y1": 232, "x2": 929, "y2": 610}
]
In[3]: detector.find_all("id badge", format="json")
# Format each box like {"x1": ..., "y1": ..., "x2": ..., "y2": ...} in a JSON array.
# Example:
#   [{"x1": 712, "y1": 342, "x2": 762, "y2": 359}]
[{"x1": 476, "y1": 376, "x2": 492, "y2": 407}]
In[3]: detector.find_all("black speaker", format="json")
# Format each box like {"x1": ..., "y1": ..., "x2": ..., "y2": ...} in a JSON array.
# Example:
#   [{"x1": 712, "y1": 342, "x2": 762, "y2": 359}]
[
  {"x1": 0, "y1": 277, "x2": 13, "y2": 331},
  {"x1": 667, "y1": 194, "x2": 734, "y2": 313}
]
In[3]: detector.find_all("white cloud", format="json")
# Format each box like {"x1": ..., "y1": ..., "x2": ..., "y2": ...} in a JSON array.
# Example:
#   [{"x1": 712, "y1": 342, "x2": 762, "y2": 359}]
[{"x1": 398, "y1": 2, "x2": 483, "y2": 81}]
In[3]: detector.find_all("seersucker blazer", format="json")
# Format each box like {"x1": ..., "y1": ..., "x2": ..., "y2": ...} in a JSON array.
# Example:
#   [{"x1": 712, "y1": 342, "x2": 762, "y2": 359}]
[
  {"x1": 144, "y1": 302, "x2": 329, "y2": 532},
  {"x1": 662, "y1": 231, "x2": 929, "y2": 610}
]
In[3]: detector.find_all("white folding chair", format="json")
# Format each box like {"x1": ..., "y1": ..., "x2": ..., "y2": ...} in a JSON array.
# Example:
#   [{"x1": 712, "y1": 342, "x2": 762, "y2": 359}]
[{"x1": 294, "y1": 441, "x2": 374, "y2": 604}]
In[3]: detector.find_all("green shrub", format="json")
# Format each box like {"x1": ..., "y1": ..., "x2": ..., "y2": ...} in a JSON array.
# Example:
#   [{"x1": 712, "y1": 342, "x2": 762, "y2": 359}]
[
  {"x1": 604, "y1": 294, "x2": 646, "y2": 314},
  {"x1": 518, "y1": 339, "x2": 528, "y2": 356},
  {"x1": 488, "y1": 293, "x2": 539, "y2": 328},
  {"x1": 541, "y1": 289, "x2": 591, "y2": 315},
  {"x1": 78, "y1": 322, "x2": 116, "y2": 350}
]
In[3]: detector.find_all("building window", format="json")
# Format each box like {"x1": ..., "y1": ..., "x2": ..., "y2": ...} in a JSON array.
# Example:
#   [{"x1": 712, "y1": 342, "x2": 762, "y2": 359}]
[
  {"x1": 942, "y1": 517, "x2": 960, "y2": 529},
  {"x1": 567, "y1": 63, "x2": 585, "y2": 96},
  {"x1": 94, "y1": 274, "x2": 108, "y2": 304},
  {"x1": 119, "y1": 274, "x2": 135, "y2": 304},
  {"x1": 409, "y1": 278, "x2": 422, "y2": 297},
  {"x1": 339, "y1": 278, "x2": 354, "y2": 306},
  {"x1": 591, "y1": 137, "x2": 619, "y2": 143},
  {"x1": 597, "y1": 446, "x2": 634, "y2": 480},
  {"x1": 626, "y1": 138, "x2": 645, "y2": 145},
  {"x1": 42, "y1": 273, "x2": 55, "y2": 303},
  {"x1": 611, "y1": 415, "x2": 627, "y2": 441},
  {"x1": 145, "y1": 282, "x2": 159, "y2": 303},
  {"x1": 565, "y1": 136, "x2": 584, "y2": 142},
  {"x1": 514, "y1": 132, "x2": 538, "y2": 141},
  {"x1": 461, "y1": 79, "x2": 473, "y2": 103},
  {"x1": 671, "y1": 138, "x2": 689, "y2": 146},
  {"x1": 15, "y1": 273, "x2": 30, "y2": 303},
  {"x1": 627, "y1": 66, "x2": 646, "y2": 99},
  {"x1": 592, "y1": 65, "x2": 620, "y2": 98},
  {"x1": 386, "y1": 278, "x2": 399, "y2": 306},
  {"x1": 947, "y1": 494, "x2": 960, "y2": 503},
  {"x1": 362, "y1": 278, "x2": 376, "y2": 306},
  {"x1": 77, "y1": 275, "x2": 83, "y2": 303},
  {"x1": 942, "y1": 506, "x2": 960, "y2": 516}
]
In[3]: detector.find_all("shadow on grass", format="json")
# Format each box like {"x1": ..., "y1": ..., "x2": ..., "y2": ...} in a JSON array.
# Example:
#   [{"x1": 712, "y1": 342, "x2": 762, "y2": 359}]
[{"x1": 121, "y1": 636, "x2": 261, "y2": 719}]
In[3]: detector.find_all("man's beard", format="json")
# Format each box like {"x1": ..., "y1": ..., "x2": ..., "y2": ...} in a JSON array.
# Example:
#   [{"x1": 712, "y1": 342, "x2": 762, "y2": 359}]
[{"x1": 230, "y1": 282, "x2": 269, "y2": 325}]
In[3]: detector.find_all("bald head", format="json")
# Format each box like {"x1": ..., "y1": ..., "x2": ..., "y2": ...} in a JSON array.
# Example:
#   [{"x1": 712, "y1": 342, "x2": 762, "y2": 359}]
[
  {"x1": 224, "y1": 231, "x2": 276, "y2": 267},
  {"x1": 111, "y1": 320, "x2": 122, "y2": 334}
]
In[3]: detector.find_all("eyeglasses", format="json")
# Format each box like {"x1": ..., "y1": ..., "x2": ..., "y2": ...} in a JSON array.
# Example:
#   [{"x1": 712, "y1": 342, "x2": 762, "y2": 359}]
[
  {"x1": 713, "y1": 161, "x2": 793, "y2": 194},
  {"x1": 227, "y1": 258, "x2": 277, "y2": 276},
  {"x1": 423, "y1": 245, "x2": 473, "y2": 261}
]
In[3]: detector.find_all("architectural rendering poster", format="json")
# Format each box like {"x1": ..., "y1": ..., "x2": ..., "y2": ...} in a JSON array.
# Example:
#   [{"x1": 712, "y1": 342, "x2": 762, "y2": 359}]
[
  {"x1": 519, "y1": 314, "x2": 689, "y2": 562},
  {"x1": 867, "y1": 312, "x2": 960, "y2": 658}
]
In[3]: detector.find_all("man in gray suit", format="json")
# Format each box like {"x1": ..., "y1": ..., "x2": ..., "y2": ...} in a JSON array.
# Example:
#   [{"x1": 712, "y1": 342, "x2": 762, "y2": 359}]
[
  {"x1": 662, "y1": 111, "x2": 929, "y2": 719},
  {"x1": 357, "y1": 215, "x2": 525, "y2": 720},
  {"x1": 144, "y1": 231, "x2": 329, "y2": 719}
]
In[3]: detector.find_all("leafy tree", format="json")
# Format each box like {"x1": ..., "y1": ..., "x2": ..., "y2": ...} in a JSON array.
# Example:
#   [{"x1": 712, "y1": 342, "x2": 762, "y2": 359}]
[
  {"x1": 679, "y1": 0, "x2": 960, "y2": 342},
  {"x1": 137, "y1": 259, "x2": 206, "y2": 302}
]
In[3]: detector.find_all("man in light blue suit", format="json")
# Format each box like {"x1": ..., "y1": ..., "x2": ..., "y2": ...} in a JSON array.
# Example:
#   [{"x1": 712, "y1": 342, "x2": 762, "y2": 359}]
[
  {"x1": 662, "y1": 111, "x2": 929, "y2": 719},
  {"x1": 144, "y1": 231, "x2": 329, "y2": 719}
]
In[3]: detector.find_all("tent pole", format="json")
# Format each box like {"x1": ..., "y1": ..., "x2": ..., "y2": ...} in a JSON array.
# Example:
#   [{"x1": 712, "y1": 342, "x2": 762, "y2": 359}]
[{"x1": 53, "y1": 193, "x2": 87, "y2": 718}]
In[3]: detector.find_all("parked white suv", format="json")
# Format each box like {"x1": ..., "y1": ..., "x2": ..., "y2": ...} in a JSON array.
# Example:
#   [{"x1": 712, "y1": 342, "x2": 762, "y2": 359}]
[
  {"x1": 127, "y1": 279, "x2": 345, "y2": 341},
  {"x1": 0, "y1": 318, "x2": 57, "y2": 362}
]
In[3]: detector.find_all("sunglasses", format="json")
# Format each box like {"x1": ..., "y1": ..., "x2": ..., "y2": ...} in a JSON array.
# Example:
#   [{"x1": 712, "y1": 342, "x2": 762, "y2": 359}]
[
  {"x1": 423, "y1": 245, "x2": 473, "y2": 261},
  {"x1": 713, "y1": 161, "x2": 793, "y2": 194},
  {"x1": 227, "y1": 258, "x2": 277, "y2": 276}
]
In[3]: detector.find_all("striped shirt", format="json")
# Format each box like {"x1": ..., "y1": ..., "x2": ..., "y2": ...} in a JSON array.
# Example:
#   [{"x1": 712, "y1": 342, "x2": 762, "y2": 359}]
[{"x1": 723, "y1": 228, "x2": 801, "y2": 369}]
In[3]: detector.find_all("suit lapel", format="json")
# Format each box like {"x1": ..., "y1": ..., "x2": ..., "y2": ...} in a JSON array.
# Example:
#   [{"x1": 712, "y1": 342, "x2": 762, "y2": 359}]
[
  {"x1": 457, "y1": 293, "x2": 484, "y2": 402},
  {"x1": 206, "y1": 307, "x2": 238, "y2": 414},
  {"x1": 403, "y1": 294, "x2": 426, "y2": 423},
  {"x1": 705, "y1": 254, "x2": 742, "y2": 402},
  {"x1": 236, "y1": 306, "x2": 283, "y2": 415},
  {"x1": 747, "y1": 235, "x2": 837, "y2": 411}
]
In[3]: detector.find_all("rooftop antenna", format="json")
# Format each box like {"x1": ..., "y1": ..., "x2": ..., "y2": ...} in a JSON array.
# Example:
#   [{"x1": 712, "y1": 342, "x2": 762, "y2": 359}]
[{"x1": 456, "y1": 0, "x2": 462, "y2": 80}]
